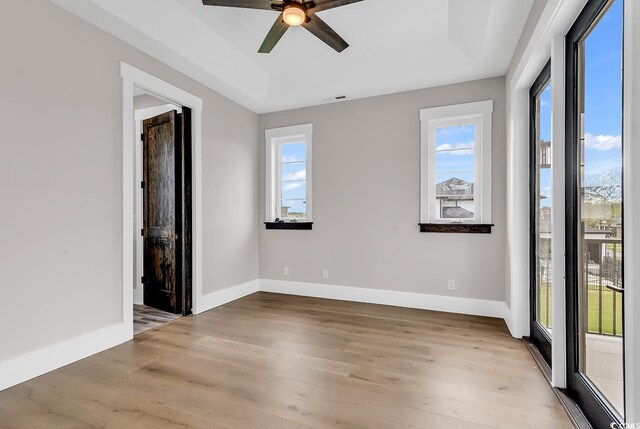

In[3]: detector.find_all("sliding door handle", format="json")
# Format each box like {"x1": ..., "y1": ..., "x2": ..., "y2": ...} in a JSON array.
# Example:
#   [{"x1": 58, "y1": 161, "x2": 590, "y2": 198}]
[{"x1": 605, "y1": 284, "x2": 624, "y2": 293}]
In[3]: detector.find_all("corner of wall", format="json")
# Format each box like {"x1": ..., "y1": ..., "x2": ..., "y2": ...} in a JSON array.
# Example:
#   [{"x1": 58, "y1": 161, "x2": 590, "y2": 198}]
[{"x1": 195, "y1": 279, "x2": 260, "y2": 315}]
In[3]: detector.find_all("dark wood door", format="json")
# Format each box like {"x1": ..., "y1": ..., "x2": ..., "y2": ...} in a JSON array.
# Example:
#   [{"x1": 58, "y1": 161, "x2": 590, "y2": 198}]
[{"x1": 143, "y1": 110, "x2": 180, "y2": 314}]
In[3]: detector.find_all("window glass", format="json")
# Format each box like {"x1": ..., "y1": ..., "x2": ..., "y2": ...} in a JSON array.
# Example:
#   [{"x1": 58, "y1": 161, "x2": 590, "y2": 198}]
[
  {"x1": 434, "y1": 125, "x2": 476, "y2": 220},
  {"x1": 280, "y1": 142, "x2": 307, "y2": 219},
  {"x1": 535, "y1": 82, "x2": 553, "y2": 332},
  {"x1": 577, "y1": 0, "x2": 624, "y2": 416}
]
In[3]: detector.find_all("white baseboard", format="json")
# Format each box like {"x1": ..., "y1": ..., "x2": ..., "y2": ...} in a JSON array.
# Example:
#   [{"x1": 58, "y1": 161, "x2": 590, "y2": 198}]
[
  {"x1": 503, "y1": 306, "x2": 516, "y2": 337},
  {"x1": 259, "y1": 279, "x2": 509, "y2": 319},
  {"x1": 133, "y1": 284, "x2": 143, "y2": 305},
  {"x1": 195, "y1": 279, "x2": 260, "y2": 314},
  {"x1": 0, "y1": 323, "x2": 131, "y2": 392}
]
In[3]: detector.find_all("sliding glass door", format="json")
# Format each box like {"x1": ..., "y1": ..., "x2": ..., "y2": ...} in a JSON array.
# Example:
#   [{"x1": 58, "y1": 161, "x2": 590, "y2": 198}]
[
  {"x1": 566, "y1": 0, "x2": 625, "y2": 425},
  {"x1": 530, "y1": 60, "x2": 553, "y2": 366}
]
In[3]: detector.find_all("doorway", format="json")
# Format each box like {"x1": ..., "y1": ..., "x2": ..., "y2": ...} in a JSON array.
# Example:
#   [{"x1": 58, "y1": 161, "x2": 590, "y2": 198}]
[
  {"x1": 121, "y1": 62, "x2": 203, "y2": 338},
  {"x1": 133, "y1": 89, "x2": 193, "y2": 334}
]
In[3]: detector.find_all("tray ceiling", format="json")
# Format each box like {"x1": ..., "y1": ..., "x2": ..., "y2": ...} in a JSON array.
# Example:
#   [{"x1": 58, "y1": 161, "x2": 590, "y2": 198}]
[{"x1": 51, "y1": 0, "x2": 533, "y2": 113}]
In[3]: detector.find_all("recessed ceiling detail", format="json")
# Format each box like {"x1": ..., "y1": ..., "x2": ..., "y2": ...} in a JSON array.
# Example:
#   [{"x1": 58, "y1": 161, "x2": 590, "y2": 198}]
[{"x1": 49, "y1": 0, "x2": 533, "y2": 113}]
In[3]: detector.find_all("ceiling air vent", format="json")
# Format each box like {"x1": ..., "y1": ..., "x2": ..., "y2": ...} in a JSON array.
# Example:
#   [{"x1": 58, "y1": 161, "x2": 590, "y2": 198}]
[{"x1": 321, "y1": 95, "x2": 348, "y2": 103}]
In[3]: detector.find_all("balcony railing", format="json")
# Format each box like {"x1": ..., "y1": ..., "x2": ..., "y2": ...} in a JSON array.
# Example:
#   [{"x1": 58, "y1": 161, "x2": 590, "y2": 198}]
[{"x1": 584, "y1": 237, "x2": 623, "y2": 336}]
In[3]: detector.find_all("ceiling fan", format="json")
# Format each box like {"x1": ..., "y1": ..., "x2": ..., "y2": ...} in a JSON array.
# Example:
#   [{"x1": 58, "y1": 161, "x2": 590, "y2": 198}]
[{"x1": 202, "y1": 0, "x2": 363, "y2": 53}]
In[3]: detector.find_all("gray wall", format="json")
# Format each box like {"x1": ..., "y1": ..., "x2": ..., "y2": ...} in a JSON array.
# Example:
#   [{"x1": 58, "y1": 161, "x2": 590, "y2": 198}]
[
  {"x1": 258, "y1": 77, "x2": 507, "y2": 301},
  {"x1": 0, "y1": 1, "x2": 259, "y2": 361}
]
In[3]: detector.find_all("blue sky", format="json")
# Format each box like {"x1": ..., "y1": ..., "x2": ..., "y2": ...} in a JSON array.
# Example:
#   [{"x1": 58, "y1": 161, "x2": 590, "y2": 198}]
[
  {"x1": 281, "y1": 142, "x2": 307, "y2": 215},
  {"x1": 435, "y1": 125, "x2": 475, "y2": 185},
  {"x1": 583, "y1": 0, "x2": 623, "y2": 177}
]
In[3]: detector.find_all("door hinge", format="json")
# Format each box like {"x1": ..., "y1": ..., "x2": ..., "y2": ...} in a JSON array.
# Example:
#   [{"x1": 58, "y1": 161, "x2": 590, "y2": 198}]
[
  {"x1": 140, "y1": 181, "x2": 145, "y2": 189},
  {"x1": 141, "y1": 228, "x2": 144, "y2": 237},
  {"x1": 141, "y1": 133, "x2": 144, "y2": 141},
  {"x1": 141, "y1": 276, "x2": 145, "y2": 284}
]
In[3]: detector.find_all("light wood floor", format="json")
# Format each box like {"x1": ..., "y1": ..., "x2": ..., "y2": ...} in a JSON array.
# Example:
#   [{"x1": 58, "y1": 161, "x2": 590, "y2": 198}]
[{"x1": 0, "y1": 293, "x2": 573, "y2": 428}]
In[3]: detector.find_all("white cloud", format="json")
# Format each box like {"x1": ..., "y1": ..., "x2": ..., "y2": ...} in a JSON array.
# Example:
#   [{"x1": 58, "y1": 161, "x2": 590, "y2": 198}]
[
  {"x1": 436, "y1": 141, "x2": 474, "y2": 155},
  {"x1": 282, "y1": 155, "x2": 304, "y2": 163},
  {"x1": 584, "y1": 133, "x2": 621, "y2": 151},
  {"x1": 283, "y1": 183, "x2": 302, "y2": 191},
  {"x1": 283, "y1": 169, "x2": 306, "y2": 181}
]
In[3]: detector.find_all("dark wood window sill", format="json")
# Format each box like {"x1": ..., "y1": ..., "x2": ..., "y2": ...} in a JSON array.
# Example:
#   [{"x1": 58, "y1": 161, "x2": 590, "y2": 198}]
[
  {"x1": 419, "y1": 223, "x2": 493, "y2": 234},
  {"x1": 265, "y1": 222, "x2": 313, "y2": 230}
]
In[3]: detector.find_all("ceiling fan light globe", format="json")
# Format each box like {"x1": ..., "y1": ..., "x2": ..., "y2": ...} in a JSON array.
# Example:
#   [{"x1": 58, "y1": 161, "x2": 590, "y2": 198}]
[{"x1": 282, "y1": 5, "x2": 306, "y2": 26}]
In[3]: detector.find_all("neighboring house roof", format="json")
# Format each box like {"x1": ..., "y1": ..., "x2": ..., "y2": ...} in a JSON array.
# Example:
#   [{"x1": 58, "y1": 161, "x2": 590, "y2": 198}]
[{"x1": 436, "y1": 177, "x2": 474, "y2": 200}]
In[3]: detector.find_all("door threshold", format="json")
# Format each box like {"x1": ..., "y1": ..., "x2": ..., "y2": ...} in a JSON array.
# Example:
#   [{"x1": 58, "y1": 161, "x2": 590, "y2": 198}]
[
  {"x1": 523, "y1": 338, "x2": 593, "y2": 429},
  {"x1": 133, "y1": 304, "x2": 183, "y2": 336}
]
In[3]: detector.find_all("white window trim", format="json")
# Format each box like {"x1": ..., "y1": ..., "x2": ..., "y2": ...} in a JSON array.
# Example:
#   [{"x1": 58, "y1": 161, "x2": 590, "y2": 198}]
[
  {"x1": 420, "y1": 100, "x2": 493, "y2": 224},
  {"x1": 265, "y1": 123, "x2": 313, "y2": 222}
]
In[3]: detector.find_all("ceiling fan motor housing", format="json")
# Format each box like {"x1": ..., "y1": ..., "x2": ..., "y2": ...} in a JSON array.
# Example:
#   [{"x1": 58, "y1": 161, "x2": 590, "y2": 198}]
[{"x1": 282, "y1": 4, "x2": 306, "y2": 26}]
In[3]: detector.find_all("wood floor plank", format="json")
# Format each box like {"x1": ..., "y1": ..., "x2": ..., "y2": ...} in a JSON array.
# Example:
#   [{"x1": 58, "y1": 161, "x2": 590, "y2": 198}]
[{"x1": 0, "y1": 292, "x2": 572, "y2": 428}]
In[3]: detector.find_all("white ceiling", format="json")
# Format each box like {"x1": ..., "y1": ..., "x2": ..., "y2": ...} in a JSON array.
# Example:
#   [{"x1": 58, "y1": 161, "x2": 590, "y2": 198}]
[{"x1": 51, "y1": 0, "x2": 533, "y2": 113}]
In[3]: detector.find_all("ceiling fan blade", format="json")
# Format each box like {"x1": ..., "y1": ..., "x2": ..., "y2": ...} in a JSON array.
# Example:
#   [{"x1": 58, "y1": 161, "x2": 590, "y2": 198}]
[
  {"x1": 259, "y1": 14, "x2": 289, "y2": 53},
  {"x1": 310, "y1": 0, "x2": 363, "y2": 13},
  {"x1": 202, "y1": 0, "x2": 281, "y2": 11},
  {"x1": 302, "y1": 13, "x2": 349, "y2": 53}
]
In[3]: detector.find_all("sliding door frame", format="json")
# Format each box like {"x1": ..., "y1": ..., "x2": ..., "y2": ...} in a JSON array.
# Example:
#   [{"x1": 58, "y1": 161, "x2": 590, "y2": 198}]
[
  {"x1": 622, "y1": 1, "x2": 639, "y2": 421},
  {"x1": 565, "y1": 0, "x2": 625, "y2": 426},
  {"x1": 530, "y1": 59, "x2": 553, "y2": 367}
]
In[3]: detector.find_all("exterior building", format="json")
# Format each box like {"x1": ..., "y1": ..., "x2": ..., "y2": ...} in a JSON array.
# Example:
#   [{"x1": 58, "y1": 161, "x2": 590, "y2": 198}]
[{"x1": 435, "y1": 177, "x2": 475, "y2": 219}]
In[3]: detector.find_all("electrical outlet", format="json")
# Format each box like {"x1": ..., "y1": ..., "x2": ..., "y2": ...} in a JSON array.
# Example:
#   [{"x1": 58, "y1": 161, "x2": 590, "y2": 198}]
[
  {"x1": 448, "y1": 279, "x2": 456, "y2": 290},
  {"x1": 322, "y1": 269, "x2": 329, "y2": 279},
  {"x1": 283, "y1": 266, "x2": 289, "y2": 276}
]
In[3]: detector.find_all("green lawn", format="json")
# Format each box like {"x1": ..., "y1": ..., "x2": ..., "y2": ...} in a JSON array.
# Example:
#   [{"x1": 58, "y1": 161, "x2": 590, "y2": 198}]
[{"x1": 538, "y1": 285, "x2": 623, "y2": 335}]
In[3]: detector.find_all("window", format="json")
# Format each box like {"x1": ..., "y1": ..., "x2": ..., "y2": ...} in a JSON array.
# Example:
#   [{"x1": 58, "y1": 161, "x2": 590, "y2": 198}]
[
  {"x1": 265, "y1": 124, "x2": 313, "y2": 225},
  {"x1": 420, "y1": 101, "x2": 493, "y2": 227}
]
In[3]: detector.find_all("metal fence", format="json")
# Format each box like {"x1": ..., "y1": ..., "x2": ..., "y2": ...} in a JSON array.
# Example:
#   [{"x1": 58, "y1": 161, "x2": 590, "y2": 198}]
[{"x1": 585, "y1": 238, "x2": 623, "y2": 336}]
